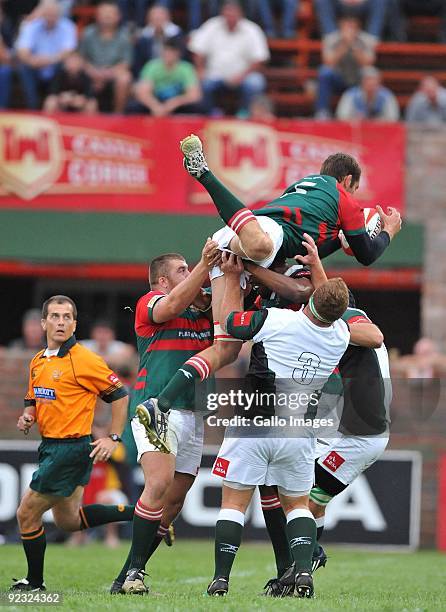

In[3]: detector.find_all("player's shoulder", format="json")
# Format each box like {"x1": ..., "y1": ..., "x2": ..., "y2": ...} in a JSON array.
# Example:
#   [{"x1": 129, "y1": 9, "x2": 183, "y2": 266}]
[
  {"x1": 71, "y1": 342, "x2": 106, "y2": 366},
  {"x1": 71, "y1": 341, "x2": 98, "y2": 358},
  {"x1": 343, "y1": 306, "x2": 370, "y2": 322},
  {"x1": 138, "y1": 290, "x2": 166, "y2": 308}
]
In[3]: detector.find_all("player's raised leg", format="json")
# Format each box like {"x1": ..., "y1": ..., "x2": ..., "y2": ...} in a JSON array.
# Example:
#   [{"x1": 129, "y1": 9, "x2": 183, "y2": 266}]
[
  {"x1": 180, "y1": 134, "x2": 275, "y2": 263},
  {"x1": 156, "y1": 274, "x2": 243, "y2": 414}
]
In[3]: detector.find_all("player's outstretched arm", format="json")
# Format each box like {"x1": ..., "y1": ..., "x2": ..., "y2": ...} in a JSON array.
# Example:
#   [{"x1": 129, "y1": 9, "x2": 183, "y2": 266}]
[
  {"x1": 152, "y1": 238, "x2": 221, "y2": 324},
  {"x1": 349, "y1": 321, "x2": 384, "y2": 348},
  {"x1": 244, "y1": 261, "x2": 312, "y2": 305},
  {"x1": 295, "y1": 233, "x2": 328, "y2": 289},
  {"x1": 348, "y1": 207, "x2": 402, "y2": 266}
]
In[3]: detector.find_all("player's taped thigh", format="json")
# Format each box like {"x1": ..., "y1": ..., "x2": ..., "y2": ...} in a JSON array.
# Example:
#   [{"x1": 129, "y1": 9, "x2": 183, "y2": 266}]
[{"x1": 309, "y1": 486, "x2": 333, "y2": 506}]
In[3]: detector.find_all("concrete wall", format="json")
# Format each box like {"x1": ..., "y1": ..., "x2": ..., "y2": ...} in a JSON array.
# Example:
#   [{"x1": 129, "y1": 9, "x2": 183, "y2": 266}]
[{"x1": 406, "y1": 126, "x2": 446, "y2": 348}]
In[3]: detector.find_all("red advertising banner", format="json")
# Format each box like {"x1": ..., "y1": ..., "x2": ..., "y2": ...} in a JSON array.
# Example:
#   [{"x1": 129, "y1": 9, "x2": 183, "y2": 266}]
[{"x1": 0, "y1": 113, "x2": 405, "y2": 214}]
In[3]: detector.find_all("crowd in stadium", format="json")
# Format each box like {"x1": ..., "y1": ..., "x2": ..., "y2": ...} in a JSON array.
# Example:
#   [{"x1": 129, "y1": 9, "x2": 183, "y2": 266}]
[{"x1": 1, "y1": 0, "x2": 446, "y2": 120}]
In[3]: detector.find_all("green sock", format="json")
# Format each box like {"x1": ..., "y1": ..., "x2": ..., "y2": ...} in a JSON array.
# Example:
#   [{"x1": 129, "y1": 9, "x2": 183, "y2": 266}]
[
  {"x1": 115, "y1": 547, "x2": 132, "y2": 584},
  {"x1": 115, "y1": 523, "x2": 166, "y2": 583},
  {"x1": 21, "y1": 526, "x2": 46, "y2": 587},
  {"x1": 286, "y1": 510, "x2": 317, "y2": 572},
  {"x1": 158, "y1": 356, "x2": 210, "y2": 412},
  {"x1": 259, "y1": 488, "x2": 292, "y2": 577},
  {"x1": 79, "y1": 504, "x2": 134, "y2": 529},
  {"x1": 129, "y1": 500, "x2": 163, "y2": 569},
  {"x1": 213, "y1": 510, "x2": 244, "y2": 580},
  {"x1": 200, "y1": 170, "x2": 255, "y2": 230}
]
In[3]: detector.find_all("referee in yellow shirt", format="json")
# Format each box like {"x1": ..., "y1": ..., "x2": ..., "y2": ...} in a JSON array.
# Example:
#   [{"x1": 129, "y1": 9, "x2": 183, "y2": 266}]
[{"x1": 12, "y1": 295, "x2": 131, "y2": 592}]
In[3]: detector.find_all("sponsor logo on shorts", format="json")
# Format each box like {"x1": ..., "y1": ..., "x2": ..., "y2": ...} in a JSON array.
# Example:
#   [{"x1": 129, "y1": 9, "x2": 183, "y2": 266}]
[
  {"x1": 212, "y1": 457, "x2": 230, "y2": 477},
  {"x1": 290, "y1": 536, "x2": 313, "y2": 549},
  {"x1": 33, "y1": 387, "x2": 56, "y2": 400},
  {"x1": 322, "y1": 451, "x2": 345, "y2": 472}
]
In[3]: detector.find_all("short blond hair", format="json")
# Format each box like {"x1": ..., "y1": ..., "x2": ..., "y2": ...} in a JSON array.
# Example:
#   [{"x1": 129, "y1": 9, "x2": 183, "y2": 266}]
[{"x1": 312, "y1": 278, "x2": 348, "y2": 323}]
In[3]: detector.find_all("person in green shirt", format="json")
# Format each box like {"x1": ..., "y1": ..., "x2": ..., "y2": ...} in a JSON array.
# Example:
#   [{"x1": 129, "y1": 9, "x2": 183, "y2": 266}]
[{"x1": 134, "y1": 37, "x2": 201, "y2": 116}]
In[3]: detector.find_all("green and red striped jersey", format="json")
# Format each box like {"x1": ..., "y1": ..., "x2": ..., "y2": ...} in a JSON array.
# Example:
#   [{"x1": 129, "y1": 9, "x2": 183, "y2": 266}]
[
  {"x1": 130, "y1": 290, "x2": 212, "y2": 415},
  {"x1": 254, "y1": 174, "x2": 366, "y2": 257}
]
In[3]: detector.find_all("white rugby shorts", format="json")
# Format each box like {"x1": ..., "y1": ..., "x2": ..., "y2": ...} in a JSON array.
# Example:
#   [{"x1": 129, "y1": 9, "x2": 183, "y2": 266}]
[
  {"x1": 212, "y1": 434, "x2": 315, "y2": 497},
  {"x1": 315, "y1": 433, "x2": 389, "y2": 486},
  {"x1": 210, "y1": 216, "x2": 284, "y2": 284},
  {"x1": 131, "y1": 409, "x2": 204, "y2": 476}
]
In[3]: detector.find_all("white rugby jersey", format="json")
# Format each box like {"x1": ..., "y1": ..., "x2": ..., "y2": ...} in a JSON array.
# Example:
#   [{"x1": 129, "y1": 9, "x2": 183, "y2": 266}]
[{"x1": 227, "y1": 307, "x2": 350, "y2": 397}]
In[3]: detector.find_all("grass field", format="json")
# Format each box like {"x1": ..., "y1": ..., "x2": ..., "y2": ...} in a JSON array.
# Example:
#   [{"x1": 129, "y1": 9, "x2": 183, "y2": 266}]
[{"x1": 1, "y1": 541, "x2": 444, "y2": 611}]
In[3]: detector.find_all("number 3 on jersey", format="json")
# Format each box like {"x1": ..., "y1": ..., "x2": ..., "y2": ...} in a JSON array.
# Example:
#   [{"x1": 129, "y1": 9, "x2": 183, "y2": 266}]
[{"x1": 292, "y1": 352, "x2": 321, "y2": 385}]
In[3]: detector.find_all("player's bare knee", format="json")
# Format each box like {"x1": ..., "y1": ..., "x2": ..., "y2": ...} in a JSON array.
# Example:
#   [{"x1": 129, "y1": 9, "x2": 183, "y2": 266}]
[
  {"x1": 53, "y1": 511, "x2": 79, "y2": 532},
  {"x1": 241, "y1": 234, "x2": 274, "y2": 262},
  {"x1": 16, "y1": 503, "x2": 29, "y2": 528},
  {"x1": 145, "y1": 478, "x2": 173, "y2": 503},
  {"x1": 17, "y1": 502, "x2": 41, "y2": 532}
]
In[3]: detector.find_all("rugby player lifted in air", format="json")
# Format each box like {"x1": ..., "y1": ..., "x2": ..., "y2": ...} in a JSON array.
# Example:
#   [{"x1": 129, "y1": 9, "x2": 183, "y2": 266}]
[{"x1": 138, "y1": 136, "x2": 401, "y2": 454}]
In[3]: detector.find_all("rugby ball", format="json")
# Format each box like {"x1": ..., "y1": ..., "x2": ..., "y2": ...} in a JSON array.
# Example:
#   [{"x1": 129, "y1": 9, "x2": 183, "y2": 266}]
[{"x1": 339, "y1": 207, "x2": 382, "y2": 256}]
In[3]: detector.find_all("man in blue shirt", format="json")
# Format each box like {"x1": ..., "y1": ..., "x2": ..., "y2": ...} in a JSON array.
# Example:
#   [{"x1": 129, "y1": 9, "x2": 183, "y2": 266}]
[{"x1": 16, "y1": 0, "x2": 77, "y2": 109}]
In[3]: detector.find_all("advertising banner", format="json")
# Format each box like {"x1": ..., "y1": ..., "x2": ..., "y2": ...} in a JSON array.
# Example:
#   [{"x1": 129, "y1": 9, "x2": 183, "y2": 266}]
[
  {"x1": 0, "y1": 114, "x2": 405, "y2": 213},
  {"x1": 0, "y1": 443, "x2": 420, "y2": 548}
]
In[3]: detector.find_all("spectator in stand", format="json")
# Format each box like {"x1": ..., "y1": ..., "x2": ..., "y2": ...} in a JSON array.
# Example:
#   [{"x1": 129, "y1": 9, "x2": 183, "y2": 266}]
[
  {"x1": 314, "y1": 0, "x2": 390, "y2": 42},
  {"x1": 82, "y1": 319, "x2": 135, "y2": 366},
  {"x1": 405, "y1": 76, "x2": 446, "y2": 124},
  {"x1": 133, "y1": 37, "x2": 201, "y2": 115},
  {"x1": 43, "y1": 51, "x2": 98, "y2": 113},
  {"x1": 189, "y1": 0, "x2": 270, "y2": 116},
  {"x1": 9, "y1": 309, "x2": 45, "y2": 351},
  {"x1": 248, "y1": 93, "x2": 276, "y2": 121},
  {"x1": 248, "y1": 0, "x2": 299, "y2": 39},
  {"x1": 16, "y1": 0, "x2": 77, "y2": 109},
  {"x1": 0, "y1": 7, "x2": 13, "y2": 109},
  {"x1": 391, "y1": 337, "x2": 446, "y2": 379},
  {"x1": 117, "y1": 0, "x2": 172, "y2": 28},
  {"x1": 79, "y1": 1, "x2": 132, "y2": 113},
  {"x1": 132, "y1": 4, "x2": 182, "y2": 77},
  {"x1": 336, "y1": 66, "x2": 399, "y2": 120},
  {"x1": 315, "y1": 14, "x2": 375, "y2": 119},
  {"x1": 25, "y1": 0, "x2": 74, "y2": 20},
  {"x1": 385, "y1": 0, "x2": 446, "y2": 43}
]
